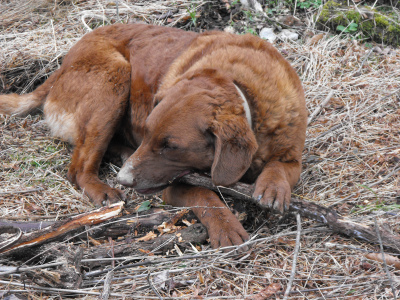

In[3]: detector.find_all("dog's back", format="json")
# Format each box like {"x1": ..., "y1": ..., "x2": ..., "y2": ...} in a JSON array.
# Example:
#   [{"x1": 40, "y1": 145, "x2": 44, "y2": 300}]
[{"x1": 0, "y1": 24, "x2": 196, "y2": 143}]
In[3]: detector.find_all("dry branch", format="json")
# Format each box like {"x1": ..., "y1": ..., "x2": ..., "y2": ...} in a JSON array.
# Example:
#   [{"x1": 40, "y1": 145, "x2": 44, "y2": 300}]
[
  {"x1": 0, "y1": 202, "x2": 124, "y2": 256},
  {"x1": 179, "y1": 173, "x2": 400, "y2": 252},
  {"x1": 0, "y1": 204, "x2": 207, "y2": 261}
]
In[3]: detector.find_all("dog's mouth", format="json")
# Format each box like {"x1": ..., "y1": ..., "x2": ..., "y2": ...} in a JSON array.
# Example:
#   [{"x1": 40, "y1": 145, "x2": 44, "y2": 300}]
[
  {"x1": 135, "y1": 170, "x2": 192, "y2": 195},
  {"x1": 135, "y1": 185, "x2": 168, "y2": 195}
]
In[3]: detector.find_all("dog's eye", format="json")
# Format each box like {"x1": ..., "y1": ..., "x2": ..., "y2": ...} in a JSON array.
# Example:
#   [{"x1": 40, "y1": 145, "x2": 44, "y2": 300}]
[{"x1": 161, "y1": 138, "x2": 178, "y2": 151}]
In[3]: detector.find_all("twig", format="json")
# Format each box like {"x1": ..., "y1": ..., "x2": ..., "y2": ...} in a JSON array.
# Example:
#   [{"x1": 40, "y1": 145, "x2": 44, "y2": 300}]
[
  {"x1": 81, "y1": 13, "x2": 108, "y2": 32},
  {"x1": 50, "y1": 19, "x2": 57, "y2": 57},
  {"x1": 148, "y1": 271, "x2": 164, "y2": 300},
  {"x1": 100, "y1": 238, "x2": 115, "y2": 300},
  {"x1": 0, "y1": 186, "x2": 43, "y2": 195},
  {"x1": 355, "y1": 48, "x2": 373, "y2": 74},
  {"x1": 84, "y1": 252, "x2": 239, "y2": 278},
  {"x1": 374, "y1": 217, "x2": 398, "y2": 300},
  {"x1": 307, "y1": 90, "x2": 334, "y2": 125},
  {"x1": 312, "y1": 88, "x2": 400, "y2": 141},
  {"x1": 283, "y1": 213, "x2": 301, "y2": 299},
  {"x1": 1, "y1": 213, "x2": 76, "y2": 220},
  {"x1": 0, "y1": 261, "x2": 65, "y2": 276},
  {"x1": 0, "y1": 227, "x2": 21, "y2": 251},
  {"x1": 115, "y1": 1, "x2": 119, "y2": 22},
  {"x1": 328, "y1": 162, "x2": 400, "y2": 207},
  {"x1": 369, "y1": 163, "x2": 400, "y2": 188},
  {"x1": 100, "y1": 270, "x2": 114, "y2": 300},
  {"x1": 0, "y1": 279, "x2": 122, "y2": 297}
]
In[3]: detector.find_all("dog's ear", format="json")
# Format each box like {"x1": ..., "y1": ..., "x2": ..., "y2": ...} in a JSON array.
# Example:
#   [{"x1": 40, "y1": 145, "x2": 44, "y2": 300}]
[{"x1": 210, "y1": 115, "x2": 258, "y2": 186}]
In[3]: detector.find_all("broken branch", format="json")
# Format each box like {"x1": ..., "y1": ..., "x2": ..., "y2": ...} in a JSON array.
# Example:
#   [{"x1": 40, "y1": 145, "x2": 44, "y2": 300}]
[
  {"x1": 0, "y1": 202, "x2": 124, "y2": 256},
  {"x1": 179, "y1": 173, "x2": 400, "y2": 252}
]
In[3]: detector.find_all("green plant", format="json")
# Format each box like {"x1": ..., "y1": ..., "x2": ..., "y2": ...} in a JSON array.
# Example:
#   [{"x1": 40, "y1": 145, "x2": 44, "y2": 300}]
[
  {"x1": 243, "y1": 10, "x2": 254, "y2": 21},
  {"x1": 298, "y1": 0, "x2": 322, "y2": 9},
  {"x1": 337, "y1": 22, "x2": 358, "y2": 33},
  {"x1": 186, "y1": 2, "x2": 197, "y2": 27},
  {"x1": 245, "y1": 27, "x2": 257, "y2": 35},
  {"x1": 137, "y1": 200, "x2": 151, "y2": 212}
]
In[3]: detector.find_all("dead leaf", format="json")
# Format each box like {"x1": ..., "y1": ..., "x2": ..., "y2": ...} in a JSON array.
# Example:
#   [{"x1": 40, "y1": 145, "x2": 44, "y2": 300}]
[
  {"x1": 360, "y1": 261, "x2": 376, "y2": 271},
  {"x1": 136, "y1": 231, "x2": 157, "y2": 242},
  {"x1": 182, "y1": 219, "x2": 192, "y2": 226},
  {"x1": 250, "y1": 283, "x2": 282, "y2": 299},
  {"x1": 198, "y1": 271, "x2": 204, "y2": 284},
  {"x1": 308, "y1": 33, "x2": 324, "y2": 45},
  {"x1": 24, "y1": 202, "x2": 44, "y2": 213},
  {"x1": 138, "y1": 248, "x2": 150, "y2": 254},
  {"x1": 88, "y1": 236, "x2": 101, "y2": 246},
  {"x1": 276, "y1": 237, "x2": 296, "y2": 246},
  {"x1": 365, "y1": 253, "x2": 400, "y2": 270}
]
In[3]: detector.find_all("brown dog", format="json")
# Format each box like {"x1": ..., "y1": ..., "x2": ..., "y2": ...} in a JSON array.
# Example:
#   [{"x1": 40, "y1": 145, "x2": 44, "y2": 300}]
[{"x1": 0, "y1": 24, "x2": 307, "y2": 249}]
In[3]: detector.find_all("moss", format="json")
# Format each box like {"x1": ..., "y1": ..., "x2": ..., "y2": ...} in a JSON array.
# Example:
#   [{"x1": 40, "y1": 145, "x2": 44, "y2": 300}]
[
  {"x1": 388, "y1": 24, "x2": 400, "y2": 33},
  {"x1": 316, "y1": 3, "x2": 400, "y2": 46},
  {"x1": 375, "y1": 14, "x2": 390, "y2": 27},
  {"x1": 359, "y1": 20, "x2": 374, "y2": 32},
  {"x1": 318, "y1": 0, "x2": 341, "y2": 22},
  {"x1": 345, "y1": 11, "x2": 361, "y2": 23}
]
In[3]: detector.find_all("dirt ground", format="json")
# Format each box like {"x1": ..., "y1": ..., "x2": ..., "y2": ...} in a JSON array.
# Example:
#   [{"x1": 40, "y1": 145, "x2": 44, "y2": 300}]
[{"x1": 0, "y1": 0, "x2": 400, "y2": 299}]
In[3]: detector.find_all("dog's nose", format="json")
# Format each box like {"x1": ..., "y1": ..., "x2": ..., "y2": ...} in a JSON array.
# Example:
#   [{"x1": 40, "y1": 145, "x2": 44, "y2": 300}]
[{"x1": 117, "y1": 165, "x2": 137, "y2": 187}]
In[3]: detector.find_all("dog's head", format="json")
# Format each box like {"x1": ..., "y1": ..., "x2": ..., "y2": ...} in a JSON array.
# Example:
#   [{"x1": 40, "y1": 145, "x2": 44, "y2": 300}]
[{"x1": 117, "y1": 69, "x2": 258, "y2": 194}]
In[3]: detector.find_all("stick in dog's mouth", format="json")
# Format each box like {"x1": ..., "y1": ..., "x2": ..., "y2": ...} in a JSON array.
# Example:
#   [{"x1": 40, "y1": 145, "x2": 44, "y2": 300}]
[{"x1": 135, "y1": 170, "x2": 192, "y2": 195}]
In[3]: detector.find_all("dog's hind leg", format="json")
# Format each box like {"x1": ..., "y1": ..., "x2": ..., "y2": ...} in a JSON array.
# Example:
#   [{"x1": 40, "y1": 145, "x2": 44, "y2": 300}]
[{"x1": 44, "y1": 49, "x2": 131, "y2": 206}]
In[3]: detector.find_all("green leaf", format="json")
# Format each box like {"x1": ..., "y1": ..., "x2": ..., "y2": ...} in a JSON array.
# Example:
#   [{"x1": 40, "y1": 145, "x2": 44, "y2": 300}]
[
  {"x1": 348, "y1": 22, "x2": 358, "y2": 32},
  {"x1": 137, "y1": 200, "x2": 151, "y2": 212},
  {"x1": 336, "y1": 25, "x2": 347, "y2": 32}
]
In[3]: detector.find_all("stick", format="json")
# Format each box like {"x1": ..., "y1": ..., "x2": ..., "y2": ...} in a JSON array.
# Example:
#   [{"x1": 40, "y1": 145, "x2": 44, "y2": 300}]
[
  {"x1": 283, "y1": 213, "x2": 301, "y2": 299},
  {"x1": 374, "y1": 218, "x2": 398, "y2": 299},
  {"x1": 307, "y1": 90, "x2": 334, "y2": 125},
  {"x1": 0, "y1": 280, "x2": 123, "y2": 297},
  {"x1": 179, "y1": 173, "x2": 400, "y2": 252},
  {"x1": 0, "y1": 202, "x2": 124, "y2": 255},
  {"x1": 0, "y1": 186, "x2": 43, "y2": 195},
  {"x1": 148, "y1": 271, "x2": 163, "y2": 300}
]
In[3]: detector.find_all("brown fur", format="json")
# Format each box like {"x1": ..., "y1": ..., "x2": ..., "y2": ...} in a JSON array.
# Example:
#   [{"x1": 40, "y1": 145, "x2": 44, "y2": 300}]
[{"x1": 0, "y1": 24, "x2": 307, "y2": 249}]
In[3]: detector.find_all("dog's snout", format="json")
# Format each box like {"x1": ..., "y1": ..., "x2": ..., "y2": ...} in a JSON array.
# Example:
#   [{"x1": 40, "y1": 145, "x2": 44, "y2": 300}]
[{"x1": 117, "y1": 164, "x2": 137, "y2": 187}]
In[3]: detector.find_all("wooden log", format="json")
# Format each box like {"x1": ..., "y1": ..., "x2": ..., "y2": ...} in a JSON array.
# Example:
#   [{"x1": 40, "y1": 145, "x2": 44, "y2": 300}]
[{"x1": 179, "y1": 173, "x2": 400, "y2": 252}]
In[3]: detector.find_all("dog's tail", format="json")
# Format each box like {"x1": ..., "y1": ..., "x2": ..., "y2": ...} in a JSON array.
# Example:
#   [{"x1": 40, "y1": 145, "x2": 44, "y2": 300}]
[{"x1": 0, "y1": 69, "x2": 60, "y2": 116}]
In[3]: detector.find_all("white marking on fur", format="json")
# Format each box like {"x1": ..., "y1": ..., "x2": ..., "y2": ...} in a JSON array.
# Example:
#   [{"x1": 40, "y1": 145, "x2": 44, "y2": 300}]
[
  {"x1": 234, "y1": 83, "x2": 252, "y2": 127},
  {"x1": 117, "y1": 161, "x2": 135, "y2": 185},
  {"x1": 14, "y1": 94, "x2": 37, "y2": 115},
  {"x1": 0, "y1": 94, "x2": 39, "y2": 116},
  {"x1": 44, "y1": 102, "x2": 77, "y2": 144}
]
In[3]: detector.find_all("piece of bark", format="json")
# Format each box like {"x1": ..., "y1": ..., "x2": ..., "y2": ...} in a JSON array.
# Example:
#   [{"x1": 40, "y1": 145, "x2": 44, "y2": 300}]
[
  {"x1": 179, "y1": 173, "x2": 400, "y2": 252},
  {"x1": 0, "y1": 202, "x2": 124, "y2": 256}
]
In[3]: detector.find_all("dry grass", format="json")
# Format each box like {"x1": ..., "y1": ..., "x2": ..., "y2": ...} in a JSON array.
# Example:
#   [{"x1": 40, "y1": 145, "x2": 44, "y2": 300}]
[{"x1": 1, "y1": 0, "x2": 400, "y2": 299}]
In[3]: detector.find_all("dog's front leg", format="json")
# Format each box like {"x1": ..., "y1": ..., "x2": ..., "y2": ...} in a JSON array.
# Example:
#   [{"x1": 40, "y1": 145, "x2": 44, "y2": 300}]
[
  {"x1": 163, "y1": 184, "x2": 249, "y2": 251},
  {"x1": 253, "y1": 160, "x2": 301, "y2": 214}
]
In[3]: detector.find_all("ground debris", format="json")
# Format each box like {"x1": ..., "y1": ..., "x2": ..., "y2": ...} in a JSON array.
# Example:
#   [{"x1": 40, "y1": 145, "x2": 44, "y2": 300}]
[{"x1": 1, "y1": 0, "x2": 400, "y2": 298}]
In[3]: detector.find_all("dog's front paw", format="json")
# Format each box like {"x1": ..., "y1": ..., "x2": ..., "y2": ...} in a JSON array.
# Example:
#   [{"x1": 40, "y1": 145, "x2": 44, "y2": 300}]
[
  {"x1": 253, "y1": 178, "x2": 291, "y2": 214},
  {"x1": 77, "y1": 177, "x2": 126, "y2": 207},
  {"x1": 207, "y1": 213, "x2": 249, "y2": 252},
  {"x1": 88, "y1": 185, "x2": 126, "y2": 207}
]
